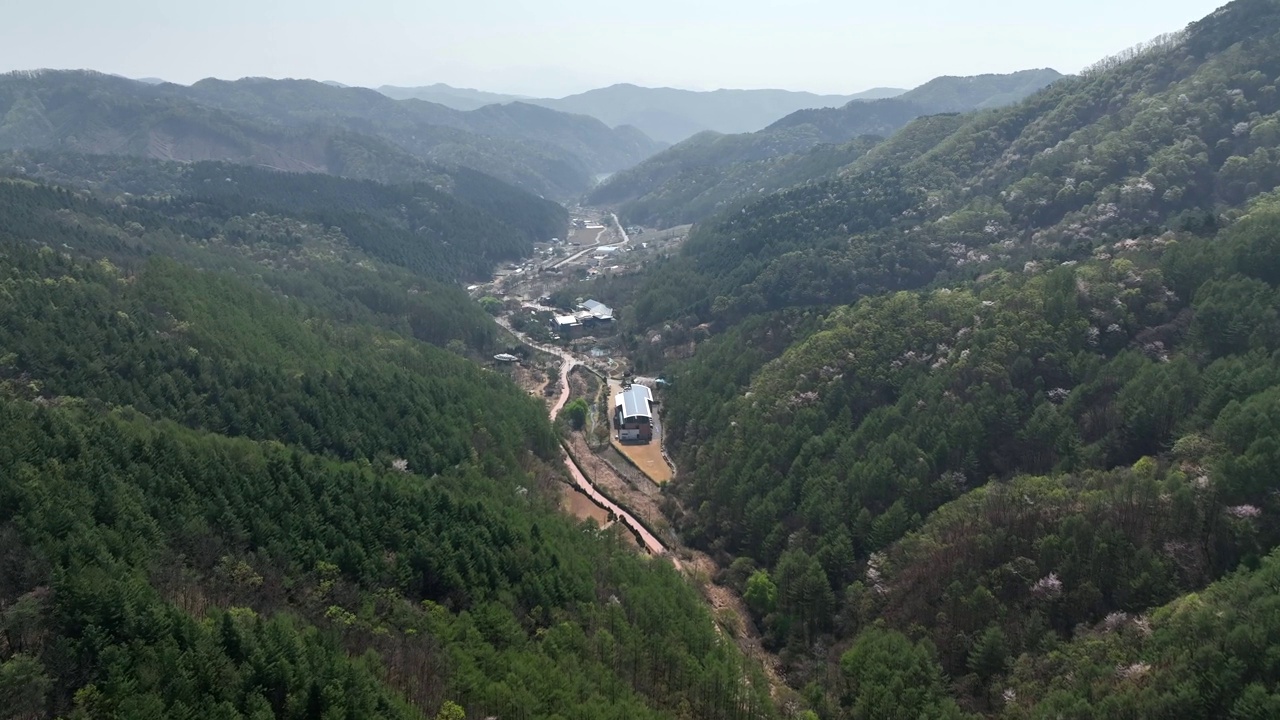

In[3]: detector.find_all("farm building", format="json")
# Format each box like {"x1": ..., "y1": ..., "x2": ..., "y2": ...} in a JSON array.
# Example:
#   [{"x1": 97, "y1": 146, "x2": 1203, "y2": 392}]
[
  {"x1": 578, "y1": 300, "x2": 614, "y2": 322},
  {"x1": 552, "y1": 314, "x2": 582, "y2": 336},
  {"x1": 614, "y1": 384, "x2": 654, "y2": 442}
]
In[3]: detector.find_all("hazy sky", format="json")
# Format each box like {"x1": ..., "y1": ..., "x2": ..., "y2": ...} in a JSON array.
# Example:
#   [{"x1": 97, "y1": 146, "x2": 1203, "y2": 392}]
[{"x1": 3, "y1": 0, "x2": 1228, "y2": 97}]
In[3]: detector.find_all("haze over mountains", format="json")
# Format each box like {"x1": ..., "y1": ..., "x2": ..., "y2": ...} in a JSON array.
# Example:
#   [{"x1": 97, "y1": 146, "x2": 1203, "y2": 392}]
[
  {"x1": 0, "y1": 68, "x2": 1050, "y2": 205},
  {"x1": 588, "y1": 68, "x2": 1064, "y2": 226},
  {"x1": 376, "y1": 83, "x2": 907, "y2": 144},
  {"x1": 1, "y1": 70, "x2": 923, "y2": 198},
  {"x1": 378, "y1": 83, "x2": 532, "y2": 111},
  {"x1": 0, "y1": 70, "x2": 660, "y2": 199}
]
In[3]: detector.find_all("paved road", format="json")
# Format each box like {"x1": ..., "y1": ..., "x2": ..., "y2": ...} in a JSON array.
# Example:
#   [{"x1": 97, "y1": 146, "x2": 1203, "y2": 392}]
[{"x1": 496, "y1": 316, "x2": 671, "y2": 559}]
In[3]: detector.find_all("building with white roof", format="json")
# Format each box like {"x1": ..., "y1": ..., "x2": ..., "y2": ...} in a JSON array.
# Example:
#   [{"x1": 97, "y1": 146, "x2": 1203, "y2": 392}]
[{"x1": 614, "y1": 385, "x2": 654, "y2": 442}]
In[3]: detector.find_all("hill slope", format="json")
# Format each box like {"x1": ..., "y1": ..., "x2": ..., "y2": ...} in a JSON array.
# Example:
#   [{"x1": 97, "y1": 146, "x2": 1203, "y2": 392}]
[
  {"x1": 0, "y1": 169, "x2": 777, "y2": 719},
  {"x1": 2, "y1": 150, "x2": 566, "y2": 282},
  {"x1": 587, "y1": 70, "x2": 1062, "y2": 227},
  {"x1": 569, "y1": 0, "x2": 1280, "y2": 714}
]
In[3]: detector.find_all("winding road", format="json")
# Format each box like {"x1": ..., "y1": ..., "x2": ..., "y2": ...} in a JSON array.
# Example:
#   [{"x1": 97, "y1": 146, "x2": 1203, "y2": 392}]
[
  {"x1": 496, "y1": 294, "x2": 783, "y2": 696},
  {"x1": 498, "y1": 316, "x2": 671, "y2": 559}
]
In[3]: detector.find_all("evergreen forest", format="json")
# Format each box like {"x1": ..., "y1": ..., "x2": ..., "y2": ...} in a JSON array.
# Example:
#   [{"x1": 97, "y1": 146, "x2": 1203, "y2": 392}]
[
  {"x1": 10, "y1": 0, "x2": 1280, "y2": 717},
  {"x1": 0, "y1": 163, "x2": 774, "y2": 718}
]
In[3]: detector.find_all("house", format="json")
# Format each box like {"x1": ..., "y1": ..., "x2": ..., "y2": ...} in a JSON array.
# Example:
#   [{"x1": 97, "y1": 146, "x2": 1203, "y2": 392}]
[
  {"x1": 577, "y1": 299, "x2": 614, "y2": 323},
  {"x1": 614, "y1": 384, "x2": 654, "y2": 442},
  {"x1": 551, "y1": 314, "x2": 582, "y2": 336}
]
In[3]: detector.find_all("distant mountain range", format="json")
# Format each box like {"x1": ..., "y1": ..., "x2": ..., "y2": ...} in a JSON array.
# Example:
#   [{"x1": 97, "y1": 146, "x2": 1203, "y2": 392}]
[
  {"x1": 373, "y1": 83, "x2": 908, "y2": 144},
  {"x1": 2, "y1": 68, "x2": 1058, "y2": 210},
  {"x1": 767, "y1": 69, "x2": 1065, "y2": 141},
  {"x1": 378, "y1": 83, "x2": 531, "y2": 111},
  {"x1": 0, "y1": 70, "x2": 665, "y2": 198},
  {"x1": 587, "y1": 69, "x2": 1063, "y2": 227}
]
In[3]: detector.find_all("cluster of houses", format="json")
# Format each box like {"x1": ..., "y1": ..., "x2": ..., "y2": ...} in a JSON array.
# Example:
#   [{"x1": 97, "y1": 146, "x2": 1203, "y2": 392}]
[{"x1": 550, "y1": 299, "x2": 615, "y2": 338}]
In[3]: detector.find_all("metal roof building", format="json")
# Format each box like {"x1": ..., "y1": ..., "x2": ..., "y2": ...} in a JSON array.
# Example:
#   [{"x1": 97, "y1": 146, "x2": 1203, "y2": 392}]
[
  {"x1": 579, "y1": 299, "x2": 615, "y2": 322},
  {"x1": 615, "y1": 385, "x2": 653, "y2": 421}
]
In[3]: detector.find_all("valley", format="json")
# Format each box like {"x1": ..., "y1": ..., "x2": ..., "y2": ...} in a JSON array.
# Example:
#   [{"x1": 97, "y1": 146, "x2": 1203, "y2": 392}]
[
  {"x1": 470, "y1": 2, "x2": 1280, "y2": 715},
  {"x1": 485, "y1": 211, "x2": 793, "y2": 700},
  {"x1": 0, "y1": 170, "x2": 776, "y2": 720},
  {"x1": 7, "y1": 0, "x2": 1280, "y2": 717}
]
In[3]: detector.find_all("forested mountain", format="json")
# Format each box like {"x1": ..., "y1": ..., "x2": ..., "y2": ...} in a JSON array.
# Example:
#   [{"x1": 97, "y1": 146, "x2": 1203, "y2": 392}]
[
  {"x1": 586, "y1": 70, "x2": 1062, "y2": 227},
  {"x1": 0, "y1": 150, "x2": 565, "y2": 282},
  {"x1": 667, "y1": 189, "x2": 1280, "y2": 717},
  {"x1": 767, "y1": 69, "x2": 1064, "y2": 142},
  {"x1": 0, "y1": 167, "x2": 775, "y2": 717},
  {"x1": 0, "y1": 70, "x2": 662, "y2": 198},
  {"x1": 566, "y1": 0, "x2": 1280, "y2": 715},
  {"x1": 527, "y1": 84, "x2": 898, "y2": 144},
  {"x1": 166, "y1": 78, "x2": 662, "y2": 176},
  {"x1": 594, "y1": 133, "x2": 888, "y2": 231}
]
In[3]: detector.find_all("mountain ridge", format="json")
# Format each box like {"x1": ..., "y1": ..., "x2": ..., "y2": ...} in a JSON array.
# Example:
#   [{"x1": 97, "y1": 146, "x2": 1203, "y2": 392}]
[
  {"x1": 526, "y1": 83, "x2": 894, "y2": 144},
  {"x1": 373, "y1": 82, "x2": 908, "y2": 143},
  {"x1": 587, "y1": 68, "x2": 1063, "y2": 227},
  {"x1": 0, "y1": 70, "x2": 663, "y2": 198}
]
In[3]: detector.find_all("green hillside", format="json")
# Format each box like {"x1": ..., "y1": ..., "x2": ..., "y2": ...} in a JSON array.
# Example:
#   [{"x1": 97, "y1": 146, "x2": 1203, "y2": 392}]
[
  {"x1": 586, "y1": 70, "x2": 1062, "y2": 227},
  {"x1": 613, "y1": 0, "x2": 1280, "y2": 337},
  {"x1": 565, "y1": 0, "x2": 1280, "y2": 715},
  {"x1": 0, "y1": 171, "x2": 775, "y2": 718},
  {"x1": 663, "y1": 188, "x2": 1280, "y2": 716},
  {"x1": 0, "y1": 151, "x2": 565, "y2": 282}
]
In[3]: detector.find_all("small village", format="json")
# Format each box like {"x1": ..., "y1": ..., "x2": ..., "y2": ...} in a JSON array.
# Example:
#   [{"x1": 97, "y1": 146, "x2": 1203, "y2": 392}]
[{"x1": 476, "y1": 212, "x2": 688, "y2": 541}]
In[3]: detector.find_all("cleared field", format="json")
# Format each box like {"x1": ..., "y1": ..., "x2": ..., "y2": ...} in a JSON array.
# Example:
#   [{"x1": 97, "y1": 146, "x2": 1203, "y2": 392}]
[
  {"x1": 611, "y1": 435, "x2": 673, "y2": 484},
  {"x1": 561, "y1": 484, "x2": 611, "y2": 525},
  {"x1": 567, "y1": 225, "x2": 606, "y2": 246}
]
